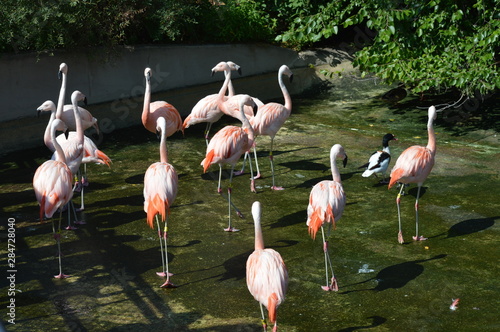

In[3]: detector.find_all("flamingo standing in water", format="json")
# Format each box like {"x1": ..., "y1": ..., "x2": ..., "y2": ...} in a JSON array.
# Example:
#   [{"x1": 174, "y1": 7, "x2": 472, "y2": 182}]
[
  {"x1": 142, "y1": 67, "x2": 183, "y2": 137},
  {"x1": 201, "y1": 94, "x2": 257, "y2": 232},
  {"x1": 246, "y1": 201, "x2": 288, "y2": 332},
  {"x1": 359, "y1": 133, "x2": 397, "y2": 183},
  {"x1": 56, "y1": 63, "x2": 99, "y2": 134},
  {"x1": 37, "y1": 100, "x2": 111, "y2": 211},
  {"x1": 182, "y1": 61, "x2": 242, "y2": 145},
  {"x1": 307, "y1": 144, "x2": 347, "y2": 291},
  {"x1": 237, "y1": 65, "x2": 293, "y2": 190},
  {"x1": 144, "y1": 116, "x2": 178, "y2": 288},
  {"x1": 33, "y1": 119, "x2": 74, "y2": 279},
  {"x1": 388, "y1": 106, "x2": 437, "y2": 244},
  {"x1": 48, "y1": 91, "x2": 87, "y2": 229}
]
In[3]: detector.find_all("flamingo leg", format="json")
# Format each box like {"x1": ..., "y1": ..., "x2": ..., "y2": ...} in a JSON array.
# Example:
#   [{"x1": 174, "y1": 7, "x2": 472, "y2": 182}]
[
  {"x1": 412, "y1": 185, "x2": 428, "y2": 241},
  {"x1": 217, "y1": 166, "x2": 243, "y2": 218},
  {"x1": 248, "y1": 151, "x2": 256, "y2": 193},
  {"x1": 160, "y1": 219, "x2": 176, "y2": 288},
  {"x1": 259, "y1": 303, "x2": 267, "y2": 332},
  {"x1": 156, "y1": 215, "x2": 167, "y2": 277},
  {"x1": 54, "y1": 210, "x2": 70, "y2": 279},
  {"x1": 64, "y1": 201, "x2": 78, "y2": 230},
  {"x1": 252, "y1": 146, "x2": 261, "y2": 179},
  {"x1": 269, "y1": 138, "x2": 284, "y2": 190},
  {"x1": 234, "y1": 151, "x2": 249, "y2": 176},
  {"x1": 396, "y1": 184, "x2": 405, "y2": 244},
  {"x1": 204, "y1": 122, "x2": 213, "y2": 146},
  {"x1": 76, "y1": 164, "x2": 87, "y2": 212},
  {"x1": 217, "y1": 165, "x2": 223, "y2": 193},
  {"x1": 224, "y1": 165, "x2": 240, "y2": 232},
  {"x1": 320, "y1": 225, "x2": 337, "y2": 291}
]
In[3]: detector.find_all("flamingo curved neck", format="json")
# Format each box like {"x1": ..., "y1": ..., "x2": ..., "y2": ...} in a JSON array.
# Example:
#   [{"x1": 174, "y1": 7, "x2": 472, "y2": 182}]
[
  {"x1": 72, "y1": 96, "x2": 84, "y2": 143},
  {"x1": 253, "y1": 214, "x2": 264, "y2": 251},
  {"x1": 159, "y1": 127, "x2": 168, "y2": 164},
  {"x1": 44, "y1": 108, "x2": 57, "y2": 152},
  {"x1": 427, "y1": 117, "x2": 436, "y2": 155},
  {"x1": 279, "y1": 69, "x2": 292, "y2": 111},
  {"x1": 56, "y1": 71, "x2": 67, "y2": 120},
  {"x1": 52, "y1": 124, "x2": 66, "y2": 164},
  {"x1": 217, "y1": 65, "x2": 232, "y2": 102},
  {"x1": 142, "y1": 75, "x2": 152, "y2": 127},
  {"x1": 330, "y1": 151, "x2": 342, "y2": 183}
]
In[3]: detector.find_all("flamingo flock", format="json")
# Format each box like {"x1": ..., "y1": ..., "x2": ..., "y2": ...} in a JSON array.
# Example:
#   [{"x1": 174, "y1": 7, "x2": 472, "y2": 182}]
[{"x1": 31, "y1": 60, "x2": 439, "y2": 330}]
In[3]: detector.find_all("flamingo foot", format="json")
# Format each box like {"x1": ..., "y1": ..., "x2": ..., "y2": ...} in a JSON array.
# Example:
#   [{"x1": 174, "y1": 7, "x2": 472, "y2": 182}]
[
  {"x1": 54, "y1": 273, "x2": 71, "y2": 279},
  {"x1": 271, "y1": 185, "x2": 284, "y2": 191},
  {"x1": 412, "y1": 235, "x2": 428, "y2": 241},
  {"x1": 398, "y1": 231, "x2": 404, "y2": 244},
  {"x1": 74, "y1": 220, "x2": 86, "y2": 225},
  {"x1": 224, "y1": 227, "x2": 240, "y2": 232},
  {"x1": 322, "y1": 277, "x2": 338, "y2": 291},
  {"x1": 217, "y1": 187, "x2": 223, "y2": 194},
  {"x1": 236, "y1": 211, "x2": 244, "y2": 218},
  {"x1": 251, "y1": 180, "x2": 256, "y2": 193},
  {"x1": 75, "y1": 207, "x2": 85, "y2": 212},
  {"x1": 253, "y1": 172, "x2": 262, "y2": 180},
  {"x1": 233, "y1": 170, "x2": 245, "y2": 176},
  {"x1": 65, "y1": 225, "x2": 78, "y2": 230},
  {"x1": 160, "y1": 279, "x2": 177, "y2": 288},
  {"x1": 82, "y1": 177, "x2": 89, "y2": 187},
  {"x1": 156, "y1": 271, "x2": 174, "y2": 277}
]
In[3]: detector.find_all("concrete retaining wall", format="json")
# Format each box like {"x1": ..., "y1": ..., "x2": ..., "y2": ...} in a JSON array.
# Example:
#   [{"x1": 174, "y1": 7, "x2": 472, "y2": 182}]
[{"x1": 0, "y1": 44, "x2": 342, "y2": 154}]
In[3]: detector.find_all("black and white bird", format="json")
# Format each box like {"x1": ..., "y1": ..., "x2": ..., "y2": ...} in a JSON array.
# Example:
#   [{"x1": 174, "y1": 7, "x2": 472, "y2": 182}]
[{"x1": 359, "y1": 133, "x2": 397, "y2": 183}]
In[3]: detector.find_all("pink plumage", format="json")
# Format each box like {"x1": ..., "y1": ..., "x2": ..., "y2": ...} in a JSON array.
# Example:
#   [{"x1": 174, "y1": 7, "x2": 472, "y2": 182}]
[
  {"x1": 306, "y1": 144, "x2": 347, "y2": 291},
  {"x1": 389, "y1": 106, "x2": 437, "y2": 243},
  {"x1": 142, "y1": 68, "x2": 183, "y2": 137},
  {"x1": 143, "y1": 116, "x2": 178, "y2": 287},
  {"x1": 246, "y1": 201, "x2": 288, "y2": 331}
]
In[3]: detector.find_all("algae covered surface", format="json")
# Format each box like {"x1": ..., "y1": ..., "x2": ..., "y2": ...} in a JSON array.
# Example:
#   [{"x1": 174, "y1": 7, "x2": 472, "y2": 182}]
[{"x1": 1, "y1": 75, "x2": 499, "y2": 331}]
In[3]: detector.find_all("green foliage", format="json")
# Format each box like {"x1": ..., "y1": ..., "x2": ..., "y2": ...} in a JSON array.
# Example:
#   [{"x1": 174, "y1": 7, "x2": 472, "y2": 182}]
[
  {"x1": 0, "y1": 0, "x2": 277, "y2": 54},
  {"x1": 276, "y1": 0, "x2": 500, "y2": 97}
]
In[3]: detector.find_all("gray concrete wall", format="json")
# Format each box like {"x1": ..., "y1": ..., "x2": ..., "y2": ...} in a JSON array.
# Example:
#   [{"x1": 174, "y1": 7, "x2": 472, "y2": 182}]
[{"x1": 0, "y1": 44, "x2": 339, "y2": 155}]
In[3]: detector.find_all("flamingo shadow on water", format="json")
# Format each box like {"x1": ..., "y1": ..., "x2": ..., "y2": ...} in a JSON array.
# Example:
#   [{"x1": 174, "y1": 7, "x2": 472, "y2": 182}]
[
  {"x1": 337, "y1": 316, "x2": 387, "y2": 332},
  {"x1": 340, "y1": 254, "x2": 447, "y2": 294},
  {"x1": 427, "y1": 216, "x2": 497, "y2": 240}
]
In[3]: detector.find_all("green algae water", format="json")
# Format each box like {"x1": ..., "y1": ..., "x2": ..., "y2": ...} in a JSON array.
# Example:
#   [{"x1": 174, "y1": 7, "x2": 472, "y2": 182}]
[{"x1": 1, "y1": 76, "x2": 499, "y2": 331}]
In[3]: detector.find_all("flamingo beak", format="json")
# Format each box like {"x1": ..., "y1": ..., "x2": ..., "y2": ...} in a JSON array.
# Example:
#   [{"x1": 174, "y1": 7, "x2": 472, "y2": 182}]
[
  {"x1": 83, "y1": 97, "x2": 88, "y2": 106},
  {"x1": 58, "y1": 70, "x2": 62, "y2": 80},
  {"x1": 289, "y1": 74, "x2": 294, "y2": 83},
  {"x1": 37, "y1": 109, "x2": 41, "y2": 118},
  {"x1": 64, "y1": 129, "x2": 69, "y2": 140},
  {"x1": 343, "y1": 155, "x2": 348, "y2": 168},
  {"x1": 237, "y1": 67, "x2": 242, "y2": 76},
  {"x1": 211, "y1": 69, "x2": 216, "y2": 77}
]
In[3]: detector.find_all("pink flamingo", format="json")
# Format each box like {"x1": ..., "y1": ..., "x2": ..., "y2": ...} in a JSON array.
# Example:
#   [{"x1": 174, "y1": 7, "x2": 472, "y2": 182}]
[
  {"x1": 246, "y1": 201, "x2": 288, "y2": 332},
  {"x1": 388, "y1": 106, "x2": 437, "y2": 244},
  {"x1": 201, "y1": 94, "x2": 257, "y2": 232},
  {"x1": 56, "y1": 63, "x2": 99, "y2": 134},
  {"x1": 307, "y1": 144, "x2": 347, "y2": 291},
  {"x1": 182, "y1": 61, "x2": 242, "y2": 145},
  {"x1": 33, "y1": 118, "x2": 74, "y2": 279},
  {"x1": 211, "y1": 62, "x2": 260, "y2": 192},
  {"x1": 144, "y1": 116, "x2": 179, "y2": 288},
  {"x1": 37, "y1": 100, "x2": 111, "y2": 210},
  {"x1": 238, "y1": 65, "x2": 293, "y2": 190},
  {"x1": 142, "y1": 67, "x2": 183, "y2": 137},
  {"x1": 211, "y1": 61, "x2": 258, "y2": 121}
]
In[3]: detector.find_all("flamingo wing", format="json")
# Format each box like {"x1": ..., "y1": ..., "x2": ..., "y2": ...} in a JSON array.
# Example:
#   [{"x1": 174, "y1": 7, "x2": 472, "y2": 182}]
[
  {"x1": 389, "y1": 146, "x2": 435, "y2": 188},
  {"x1": 252, "y1": 103, "x2": 290, "y2": 137},
  {"x1": 143, "y1": 162, "x2": 178, "y2": 228},
  {"x1": 183, "y1": 94, "x2": 225, "y2": 129},
  {"x1": 201, "y1": 126, "x2": 248, "y2": 170},
  {"x1": 33, "y1": 161, "x2": 73, "y2": 220},
  {"x1": 246, "y1": 249, "x2": 288, "y2": 323},
  {"x1": 307, "y1": 180, "x2": 346, "y2": 239}
]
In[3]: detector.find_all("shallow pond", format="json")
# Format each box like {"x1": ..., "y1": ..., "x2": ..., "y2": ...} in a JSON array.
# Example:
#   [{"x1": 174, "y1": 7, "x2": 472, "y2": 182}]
[{"x1": 1, "y1": 75, "x2": 499, "y2": 331}]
